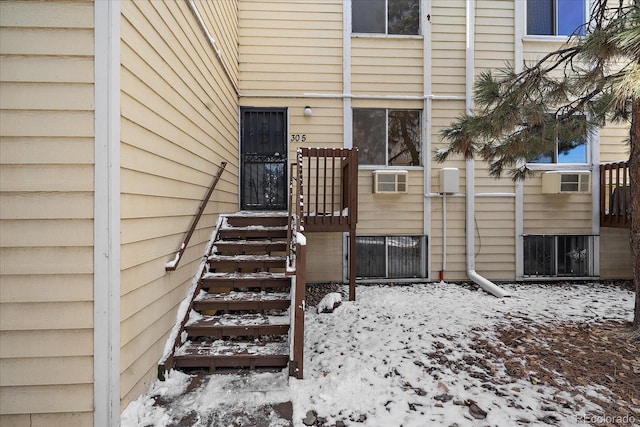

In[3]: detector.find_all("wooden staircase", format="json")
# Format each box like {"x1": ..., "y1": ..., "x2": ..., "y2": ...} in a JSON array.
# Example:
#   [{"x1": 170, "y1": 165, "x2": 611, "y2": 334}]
[
  {"x1": 166, "y1": 212, "x2": 293, "y2": 374},
  {"x1": 160, "y1": 148, "x2": 358, "y2": 380}
]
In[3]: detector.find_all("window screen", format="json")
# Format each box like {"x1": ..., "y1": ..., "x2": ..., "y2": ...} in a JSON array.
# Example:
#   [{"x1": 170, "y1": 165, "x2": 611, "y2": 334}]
[
  {"x1": 352, "y1": 0, "x2": 420, "y2": 35},
  {"x1": 527, "y1": 0, "x2": 585, "y2": 36},
  {"x1": 523, "y1": 235, "x2": 594, "y2": 277},
  {"x1": 353, "y1": 108, "x2": 422, "y2": 167},
  {"x1": 355, "y1": 235, "x2": 426, "y2": 279}
]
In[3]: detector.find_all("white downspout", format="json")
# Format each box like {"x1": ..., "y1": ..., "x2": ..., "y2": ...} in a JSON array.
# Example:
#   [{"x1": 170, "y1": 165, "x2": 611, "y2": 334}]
[{"x1": 465, "y1": 0, "x2": 509, "y2": 298}]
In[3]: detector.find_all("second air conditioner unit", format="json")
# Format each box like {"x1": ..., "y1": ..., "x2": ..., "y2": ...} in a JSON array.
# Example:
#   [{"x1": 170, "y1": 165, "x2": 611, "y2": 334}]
[
  {"x1": 541, "y1": 171, "x2": 591, "y2": 194},
  {"x1": 373, "y1": 170, "x2": 408, "y2": 194}
]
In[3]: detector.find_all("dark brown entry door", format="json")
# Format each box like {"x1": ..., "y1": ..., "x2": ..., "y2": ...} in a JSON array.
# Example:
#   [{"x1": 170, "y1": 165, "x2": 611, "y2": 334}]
[{"x1": 240, "y1": 108, "x2": 287, "y2": 210}]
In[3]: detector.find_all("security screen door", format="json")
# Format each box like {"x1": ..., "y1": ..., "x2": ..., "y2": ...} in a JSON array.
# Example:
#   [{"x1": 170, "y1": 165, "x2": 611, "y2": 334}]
[{"x1": 240, "y1": 108, "x2": 287, "y2": 210}]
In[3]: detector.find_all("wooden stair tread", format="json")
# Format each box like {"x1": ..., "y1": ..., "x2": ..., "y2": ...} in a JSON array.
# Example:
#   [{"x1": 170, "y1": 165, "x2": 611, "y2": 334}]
[
  {"x1": 175, "y1": 339, "x2": 289, "y2": 358},
  {"x1": 187, "y1": 313, "x2": 290, "y2": 328},
  {"x1": 218, "y1": 225, "x2": 287, "y2": 239},
  {"x1": 213, "y1": 239, "x2": 287, "y2": 250},
  {"x1": 207, "y1": 255, "x2": 286, "y2": 271},
  {"x1": 195, "y1": 291, "x2": 290, "y2": 303},
  {"x1": 224, "y1": 212, "x2": 288, "y2": 228},
  {"x1": 203, "y1": 271, "x2": 287, "y2": 280},
  {"x1": 193, "y1": 291, "x2": 290, "y2": 311},
  {"x1": 208, "y1": 254, "x2": 287, "y2": 261},
  {"x1": 200, "y1": 272, "x2": 290, "y2": 288},
  {"x1": 208, "y1": 254, "x2": 286, "y2": 262}
]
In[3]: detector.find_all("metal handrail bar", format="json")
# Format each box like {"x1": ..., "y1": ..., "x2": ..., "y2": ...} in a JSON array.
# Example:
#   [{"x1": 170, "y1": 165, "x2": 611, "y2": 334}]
[{"x1": 166, "y1": 162, "x2": 227, "y2": 271}]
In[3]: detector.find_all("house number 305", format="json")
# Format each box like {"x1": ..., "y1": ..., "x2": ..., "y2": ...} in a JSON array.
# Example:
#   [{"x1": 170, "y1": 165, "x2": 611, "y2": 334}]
[{"x1": 290, "y1": 134, "x2": 307, "y2": 142}]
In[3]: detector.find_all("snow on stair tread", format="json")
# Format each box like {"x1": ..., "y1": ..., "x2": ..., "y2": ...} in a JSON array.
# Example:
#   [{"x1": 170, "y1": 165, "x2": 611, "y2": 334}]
[
  {"x1": 176, "y1": 340, "x2": 289, "y2": 357},
  {"x1": 220, "y1": 224, "x2": 287, "y2": 231},
  {"x1": 214, "y1": 239, "x2": 286, "y2": 244},
  {"x1": 187, "y1": 313, "x2": 290, "y2": 327},
  {"x1": 201, "y1": 271, "x2": 287, "y2": 280},
  {"x1": 195, "y1": 291, "x2": 290, "y2": 302},
  {"x1": 207, "y1": 254, "x2": 286, "y2": 262}
]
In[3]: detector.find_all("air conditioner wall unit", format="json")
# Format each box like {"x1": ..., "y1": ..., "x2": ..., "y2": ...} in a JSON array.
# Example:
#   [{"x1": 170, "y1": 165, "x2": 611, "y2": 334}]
[
  {"x1": 541, "y1": 171, "x2": 591, "y2": 194},
  {"x1": 373, "y1": 170, "x2": 408, "y2": 194}
]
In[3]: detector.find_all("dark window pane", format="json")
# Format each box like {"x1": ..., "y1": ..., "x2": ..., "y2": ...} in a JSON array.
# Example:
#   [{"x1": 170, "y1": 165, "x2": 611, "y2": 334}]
[
  {"x1": 352, "y1": 0, "x2": 385, "y2": 33},
  {"x1": 558, "y1": 0, "x2": 585, "y2": 35},
  {"x1": 523, "y1": 235, "x2": 555, "y2": 276},
  {"x1": 527, "y1": 0, "x2": 554, "y2": 35},
  {"x1": 387, "y1": 236, "x2": 422, "y2": 278},
  {"x1": 557, "y1": 235, "x2": 590, "y2": 276},
  {"x1": 353, "y1": 109, "x2": 386, "y2": 165},
  {"x1": 388, "y1": 110, "x2": 421, "y2": 166},
  {"x1": 530, "y1": 152, "x2": 554, "y2": 163},
  {"x1": 388, "y1": 0, "x2": 420, "y2": 35},
  {"x1": 356, "y1": 236, "x2": 386, "y2": 278}
]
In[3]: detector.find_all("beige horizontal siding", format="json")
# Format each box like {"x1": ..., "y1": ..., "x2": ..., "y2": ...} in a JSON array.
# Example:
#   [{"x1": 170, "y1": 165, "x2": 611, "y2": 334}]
[
  {"x1": 599, "y1": 122, "x2": 631, "y2": 163},
  {"x1": 523, "y1": 173, "x2": 593, "y2": 233},
  {"x1": 357, "y1": 170, "x2": 424, "y2": 235},
  {"x1": 239, "y1": 0, "x2": 342, "y2": 94},
  {"x1": 0, "y1": 192, "x2": 93, "y2": 220},
  {"x1": 432, "y1": 1, "x2": 466, "y2": 96},
  {"x1": 119, "y1": 0, "x2": 240, "y2": 407},
  {"x1": 0, "y1": 357, "x2": 92, "y2": 387},
  {"x1": 0, "y1": 384, "x2": 92, "y2": 415},
  {"x1": 475, "y1": 198, "x2": 516, "y2": 280},
  {"x1": 0, "y1": 0, "x2": 94, "y2": 420},
  {"x1": 475, "y1": 0, "x2": 514, "y2": 71},
  {"x1": 0, "y1": 330, "x2": 92, "y2": 359},
  {"x1": 0, "y1": 274, "x2": 93, "y2": 304},
  {"x1": 306, "y1": 233, "x2": 343, "y2": 283},
  {"x1": 599, "y1": 228, "x2": 633, "y2": 279},
  {"x1": 352, "y1": 37, "x2": 423, "y2": 96},
  {"x1": 0, "y1": 412, "x2": 92, "y2": 427}
]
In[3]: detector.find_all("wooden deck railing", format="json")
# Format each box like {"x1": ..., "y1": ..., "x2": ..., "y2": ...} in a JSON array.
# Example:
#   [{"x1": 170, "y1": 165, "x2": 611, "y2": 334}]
[
  {"x1": 299, "y1": 147, "x2": 358, "y2": 233},
  {"x1": 600, "y1": 160, "x2": 631, "y2": 228},
  {"x1": 166, "y1": 162, "x2": 227, "y2": 271},
  {"x1": 287, "y1": 147, "x2": 358, "y2": 378}
]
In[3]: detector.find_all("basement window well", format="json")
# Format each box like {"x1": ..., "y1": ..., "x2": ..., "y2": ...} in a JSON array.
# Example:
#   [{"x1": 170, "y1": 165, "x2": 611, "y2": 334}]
[
  {"x1": 350, "y1": 235, "x2": 428, "y2": 280},
  {"x1": 523, "y1": 234, "x2": 596, "y2": 278}
]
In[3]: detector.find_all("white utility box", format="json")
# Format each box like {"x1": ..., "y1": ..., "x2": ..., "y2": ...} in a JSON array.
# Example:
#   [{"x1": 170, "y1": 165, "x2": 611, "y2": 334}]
[{"x1": 439, "y1": 168, "x2": 459, "y2": 194}]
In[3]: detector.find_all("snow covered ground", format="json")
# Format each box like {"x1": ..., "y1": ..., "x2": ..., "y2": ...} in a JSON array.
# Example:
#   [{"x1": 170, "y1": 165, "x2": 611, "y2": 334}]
[{"x1": 121, "y1": 282, "x2": 636, "y2": 427}]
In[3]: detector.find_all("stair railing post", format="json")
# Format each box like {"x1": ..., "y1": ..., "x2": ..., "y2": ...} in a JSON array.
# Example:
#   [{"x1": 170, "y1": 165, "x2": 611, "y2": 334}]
[{"x1": 293, "y1": 240, "x2": 306, "y2": 379}]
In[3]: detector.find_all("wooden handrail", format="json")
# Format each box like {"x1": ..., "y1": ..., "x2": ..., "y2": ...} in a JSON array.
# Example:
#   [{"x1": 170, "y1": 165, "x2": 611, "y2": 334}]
[{"x1": 166, "y1": 162, "x2": 227, "y2": 271}]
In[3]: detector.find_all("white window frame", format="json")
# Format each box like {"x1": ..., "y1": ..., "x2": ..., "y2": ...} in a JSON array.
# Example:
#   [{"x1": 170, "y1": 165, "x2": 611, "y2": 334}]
[
  {"x1": 524, "y1": 0, "x2": 589, "y2": 41},
  {"x1": 522, "y1": 234, "x2": 596, "y2": 279},
  {"x1": 351, "y1": 0, "x2": 422, "y2": 37},
  {"x1": 353, "y1": 108, "x2": 423, "y2": 170},
  {"x1": 346, "y1": 235, "x2": 428, "y2": 282},
  {"x1": 526, "y1": 113, "x2": 591, "y2": 171}
]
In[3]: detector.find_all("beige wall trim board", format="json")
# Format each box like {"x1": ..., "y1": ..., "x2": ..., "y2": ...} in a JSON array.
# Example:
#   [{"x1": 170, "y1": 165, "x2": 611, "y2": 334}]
[
  {"x1": 422, "y1": 0, "x2": 432, "y2": 278},
  {"x1": 94, "y1": 1, "x2": 121, "y2": 425},
  {"x1": 343, "y1": 0, "x2": 352, "y2": 149}
]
